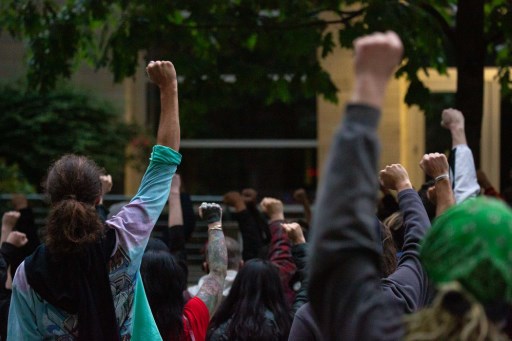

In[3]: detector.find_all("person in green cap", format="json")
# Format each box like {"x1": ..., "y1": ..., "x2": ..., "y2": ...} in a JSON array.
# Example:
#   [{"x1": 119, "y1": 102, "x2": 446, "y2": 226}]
[{"x1": 405, "y1": 197, "x2": 512, "y2": 340}]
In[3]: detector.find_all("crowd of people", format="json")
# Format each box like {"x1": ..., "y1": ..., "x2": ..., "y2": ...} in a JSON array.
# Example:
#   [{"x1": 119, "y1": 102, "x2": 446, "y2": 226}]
[{"x1": 1, "y1": 31, "x2": 512, "y2": 340}]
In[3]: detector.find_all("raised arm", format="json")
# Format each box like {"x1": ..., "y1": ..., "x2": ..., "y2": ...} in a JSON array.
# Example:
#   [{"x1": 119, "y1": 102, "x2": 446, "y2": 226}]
[
  {"x1": 282, "y1": 222, "x2": 308, "y2": 316},
  {"x1": 441, "y1": 108, "x2": 480, "y2": 203},
  {"x1": 260, "y1": 197, "x2": 297, "y2": 306},
  {"x1": 223, "y1": 191, "x2": 263, "y2": 261},
  {"x1": 147, "y1": 61, "x2": 180, "y2": 151},
  {"x1": 420, "y1": 153, "x2": 455, "y2": 217},
  {"x1": 105, "y1": 61, "x2": 182, "y2": 267},
  {"x1": 293, "y1": 188, "x2": 312, "y2": 226},
  {"x1": 379, "y1": 164, "x2": 431, "y2": 313},
  {"x1": 196, "y1": 203, "x2": 227, "y2": 316},
  {"x1": 308, "y1": 32, "x2": 404, "y2": 340}
]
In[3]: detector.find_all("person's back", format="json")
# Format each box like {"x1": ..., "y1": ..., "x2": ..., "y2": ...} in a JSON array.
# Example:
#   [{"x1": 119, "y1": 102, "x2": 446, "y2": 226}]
[{"x1": 7, "y1": 60, "x2": 182, "y2": 340}]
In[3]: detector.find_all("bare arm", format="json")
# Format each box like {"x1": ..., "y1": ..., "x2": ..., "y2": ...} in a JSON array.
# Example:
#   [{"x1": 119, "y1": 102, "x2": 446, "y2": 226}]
[
  {"x1": 168, "y1": 174, "x2": 184, "y2": 227},
  {"x1": 1, "y1": 211, "x2": 20, "y2": 245},
  {"x1": 441, "y1": 108, "x2": 479, "y2": 203},
  {"x1": 146, "y1": 61, "x2": 180, "y2": 150},
  {"x1": 419, "y1": 153, "x2": 455, "y2": 217},
  {"x1": 196, "y1": 203, "x2": 227, "y2": 316},
  {"x1": 293, "y1": 189, "x2": 312, "y2": 225}
]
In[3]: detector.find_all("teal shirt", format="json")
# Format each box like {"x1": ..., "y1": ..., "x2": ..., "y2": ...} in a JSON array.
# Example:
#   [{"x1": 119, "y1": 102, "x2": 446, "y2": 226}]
[{"x1": 8, "y1": 145, "x2": 181, "y2": 340}]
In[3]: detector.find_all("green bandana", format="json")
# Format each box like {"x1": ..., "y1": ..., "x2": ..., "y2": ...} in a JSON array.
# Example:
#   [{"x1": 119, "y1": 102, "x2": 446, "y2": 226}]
[{"x1": 421, "y1": 197, "x2": 512, "y2": 304}]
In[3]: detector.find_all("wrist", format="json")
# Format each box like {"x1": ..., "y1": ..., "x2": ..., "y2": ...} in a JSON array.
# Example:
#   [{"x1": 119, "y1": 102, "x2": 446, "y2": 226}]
[
  {"x1": 160, "y1": 82, "x2": 178, "y2": 93},
  {"x1": 269, "y1": 213, "x2": 285, "y2": 223},
  {"x1": 351, "y1": 74, "x2": 387, "y2": 109},
  {"x1": 293, "y1": 236, "x2": 306, "y2": 245},
  {"x1": 434, "y1": 173, "x2": 450, "y2": 184},
  {"x1": 396, "y1": 180, "x2": 413, "y2": 192},
  {"x1": 1, "y1": 225, "x2": 13, "y2": 232},
  {"x1": 208, "y1": 222, "x2": 222, "y2": 231}
]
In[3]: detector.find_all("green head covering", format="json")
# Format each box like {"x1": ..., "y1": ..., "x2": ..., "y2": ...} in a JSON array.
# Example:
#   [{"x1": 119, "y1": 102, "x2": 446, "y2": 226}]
[{"x1": 421, "y1": 197, "x2": 512, "y2": 304}]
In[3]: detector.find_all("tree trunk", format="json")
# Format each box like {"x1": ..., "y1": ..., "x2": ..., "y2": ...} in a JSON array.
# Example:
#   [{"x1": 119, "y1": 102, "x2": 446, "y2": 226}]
[{"x1": 454, "y1": 0, "x2": 485, "y2": 168}]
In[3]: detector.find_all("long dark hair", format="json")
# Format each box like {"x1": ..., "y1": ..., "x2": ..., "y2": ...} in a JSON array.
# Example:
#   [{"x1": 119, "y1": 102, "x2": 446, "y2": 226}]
[
  {"x1": 207, "y1": 259, "x2": 291, "y2": 341},
  {"x1": 44, "y1": 154, "x2": 104, "y2": 255},
  {"x1": 141, "y1": 248, "x2": 186, "y2": 340}
]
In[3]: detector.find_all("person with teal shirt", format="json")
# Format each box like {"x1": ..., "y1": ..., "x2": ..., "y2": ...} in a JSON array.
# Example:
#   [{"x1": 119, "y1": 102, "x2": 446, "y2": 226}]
[{"x1": 7, "y1": 60, "x2": 181, "y2": 340}]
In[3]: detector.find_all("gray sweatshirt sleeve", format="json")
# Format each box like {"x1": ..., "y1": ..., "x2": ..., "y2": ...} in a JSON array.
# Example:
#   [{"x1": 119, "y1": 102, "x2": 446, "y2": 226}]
[
  {"x1": 308, "y1": 104, "x2": 404, "y2": 341},
  {"x1": 381, "y1": 189, "x2": 431, "y2": 313}
]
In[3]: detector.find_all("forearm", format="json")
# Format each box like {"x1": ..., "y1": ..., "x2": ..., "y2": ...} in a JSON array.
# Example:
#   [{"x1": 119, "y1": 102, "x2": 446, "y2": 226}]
[
  {"x1": 268, "y1": 221, "x2": 296, "y2": 305},
  {"x1": 434, "y1": 179, "x2": 455, "y2": 217},
  {"x1": 291, "y1": 243, "x2": 309, "y2": 316},
  {"x1": 156, "y1": 85, "x2": 180, "y2": 151},
  {"x1": 309, "y1": 105, "x2": 386, "y2": 339},
  {"x1": 0, "y1": 228, "x2": 9, "y2": 245},
  {"x1": 168, "y1": 191, "x2": 184, "y2": 227},
  {"x1": 207, "y1": 228, "x2": 228, "y2": 278},
  {"x1": 196, "y1": 228, "x2": 227, "y2": 314},
  {"x1": 450, "y1": 126, "x2": 467, "y2": 147},
  {"x1": 450, "y1": 145, "x2": 480, "y2": 203},
  {"x1": 302, "y1": 199, "x2": 312, "y2": 225},
  {"x1": 381, "y1": 189, "x2": 431, "y2": 313},
  {"x1": 106, "y1": 147, "x2": 181, "y2": 251}
]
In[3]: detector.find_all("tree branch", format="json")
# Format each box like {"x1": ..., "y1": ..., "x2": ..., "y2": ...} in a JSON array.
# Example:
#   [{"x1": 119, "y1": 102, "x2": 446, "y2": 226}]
[
  {"x1": 416, "y1": 2, "x2": 455, "y2": 45},
  {"x1": 165, "y1": 9, "x2": 366, "y2": 31}
]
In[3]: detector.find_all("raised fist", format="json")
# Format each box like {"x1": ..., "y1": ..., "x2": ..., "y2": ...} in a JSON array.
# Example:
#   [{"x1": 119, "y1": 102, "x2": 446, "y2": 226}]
[
  {"x1": 241, "y1": 188, "x2": 258, "y2": 205},
  {"x1": 293, "y1": 188, "x2": 308, "y2": 204},
  {"x1": 260, "y1": 197, "x2": 284, "y2": 217},
  {"x1": 6, "y1": 231, "x2": 28, "y2": 248},
  {"x1": 353, "y1": 31, "x2": 403, "y2": 82},
  {"x1": 100, "y1": 174, "x2": 113, "y2": 196},
  {"x1": 379, "y1": 164, "x2": 412, "y2": 192},
  {"x1": 282, "y1": 222, "x2": 306, "y2": 245},
  {"x1": 441, "y1": 108, "x2": 464, "y2": 131},
  {"x1": 223, "y1": 191, "x2": 243, "y2": 207},
  {"x1": 2, "y1": 211, "x2": 20, "y2": 231},
  {"x1": 146, "y1": 61, "x2": 177, "y2": 89},
  {"x1": 199, "y1": 202, "x2": 222, "y2": 224},
  {"x1": 420, "y1": 153, "x2": 449, "y2": 179}
]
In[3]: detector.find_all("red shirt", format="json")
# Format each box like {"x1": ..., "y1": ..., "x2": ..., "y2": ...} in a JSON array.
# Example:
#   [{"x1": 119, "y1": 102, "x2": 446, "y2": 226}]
[{"x1": 181, "y1": 297, "x2": 210, "y2": 341}]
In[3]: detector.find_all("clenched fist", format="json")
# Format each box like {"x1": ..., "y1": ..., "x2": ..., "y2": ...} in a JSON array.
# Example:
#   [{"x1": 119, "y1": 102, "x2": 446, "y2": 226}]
[
  {"x1": 146, "y1": 61, "x2": 177, "y2": 90},
  {"x1": 379, "y1": 164, "x2": 412, "y2": 192},
  {"x1": 420, "y1": 153, "x2": 449, "y2": 179}
]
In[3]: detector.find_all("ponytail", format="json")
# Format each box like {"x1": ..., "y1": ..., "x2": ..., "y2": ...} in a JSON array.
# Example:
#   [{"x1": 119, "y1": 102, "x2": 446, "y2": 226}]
[{"x1": 45, "y1": 196, "x2": 103, "y2": 255}]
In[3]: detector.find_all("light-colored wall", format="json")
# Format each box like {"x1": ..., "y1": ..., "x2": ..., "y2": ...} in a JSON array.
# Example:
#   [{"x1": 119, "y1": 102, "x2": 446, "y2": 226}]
[
  {"x1": 318, "y1": 38, "x2": 502, "y2": 191},
  {"x1": 316, "y1": 13, "x2": 425, "y2": 189}
]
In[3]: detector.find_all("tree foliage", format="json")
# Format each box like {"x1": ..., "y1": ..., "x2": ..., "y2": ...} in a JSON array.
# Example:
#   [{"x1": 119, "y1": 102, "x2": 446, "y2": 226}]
[
  {"x1": 0, "y1": 84, "x2": 134, "y2": 190},
  {"x1": 1, "y1": 0, "x2": 512, "y2": 167}
]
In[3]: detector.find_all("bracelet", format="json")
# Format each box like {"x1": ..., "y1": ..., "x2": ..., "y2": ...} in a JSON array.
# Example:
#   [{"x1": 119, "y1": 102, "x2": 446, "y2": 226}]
[
  {"x1": 434, "y1": 174, "x2": 450, "y2": 183},
  {"x1": 208, "y1": 224, "x2": 222, "y2": 231}
]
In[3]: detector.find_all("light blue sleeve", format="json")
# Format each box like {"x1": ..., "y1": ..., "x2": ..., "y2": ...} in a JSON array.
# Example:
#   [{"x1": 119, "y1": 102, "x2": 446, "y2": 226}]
[
  {"x1": 105, "y1": 145, "x2": 181, "y2": 271},
  {"x1": 7, "y1": 264, "x2": 42, "y2": 340}
]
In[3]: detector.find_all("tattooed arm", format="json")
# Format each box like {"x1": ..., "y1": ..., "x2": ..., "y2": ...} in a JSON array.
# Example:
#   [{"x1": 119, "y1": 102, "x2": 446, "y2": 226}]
[{"x1": 196, "y1": 203, "x2": 228, "y2": 316}]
